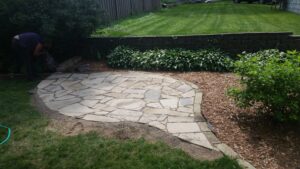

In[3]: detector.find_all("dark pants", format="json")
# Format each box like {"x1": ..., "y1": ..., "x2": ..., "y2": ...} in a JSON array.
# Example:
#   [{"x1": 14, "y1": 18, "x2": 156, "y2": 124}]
[{"x1": 11, "y1": 39, "x2": 37, "y2": 80}]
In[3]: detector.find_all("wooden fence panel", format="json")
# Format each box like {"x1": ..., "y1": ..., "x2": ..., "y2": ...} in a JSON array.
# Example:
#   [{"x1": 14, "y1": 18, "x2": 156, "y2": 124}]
[{"x1": 99, "y1": 0, "x2": 161, "y2": 23}]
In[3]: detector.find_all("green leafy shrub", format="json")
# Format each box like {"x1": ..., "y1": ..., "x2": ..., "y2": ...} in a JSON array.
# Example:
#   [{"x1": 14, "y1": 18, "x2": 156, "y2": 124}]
[
  {"x1": 228, "y1": 49, "x2": 300, "y2": 122},
  {"x1": 107, "y1": 46, "x2": 232, "y2": 72},
  {"x1": 0, "y1": 0, "x2": 103, "y2": 72}
]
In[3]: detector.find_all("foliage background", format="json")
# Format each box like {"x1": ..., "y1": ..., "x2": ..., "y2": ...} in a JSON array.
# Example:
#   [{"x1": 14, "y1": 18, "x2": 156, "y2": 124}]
[{"x1": 0, "y1": 0, "x2": 103, "y2": 72}]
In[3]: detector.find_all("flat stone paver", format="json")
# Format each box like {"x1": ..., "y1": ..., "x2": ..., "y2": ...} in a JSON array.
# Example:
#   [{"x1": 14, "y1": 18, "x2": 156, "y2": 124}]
[{"x1": 37, "y1": 71, "x2": 213, "y2": 149}]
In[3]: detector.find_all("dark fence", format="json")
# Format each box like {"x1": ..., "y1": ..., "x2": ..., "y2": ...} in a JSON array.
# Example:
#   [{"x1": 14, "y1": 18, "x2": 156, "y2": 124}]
[
  {"x1": 99, "y1": 0, "x2": 161, "y2": 23},
  {"x1": 85, "y1": 32, "x2": 300, "y2": 57}
]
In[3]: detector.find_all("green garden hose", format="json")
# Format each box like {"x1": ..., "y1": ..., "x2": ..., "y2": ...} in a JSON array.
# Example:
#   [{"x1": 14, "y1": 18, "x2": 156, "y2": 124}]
[{"x1": 0, "y1": 125, "x2": 11, "y2": 145}]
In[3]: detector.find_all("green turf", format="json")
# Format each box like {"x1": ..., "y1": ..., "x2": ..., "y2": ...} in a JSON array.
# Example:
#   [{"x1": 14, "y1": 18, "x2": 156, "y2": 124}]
[
  {"x1": 94, "y1": 0, "x2": 300, "y2": 36},
  {"x1": 0, "y1": 80, "x2": 241, "y2": 169}
]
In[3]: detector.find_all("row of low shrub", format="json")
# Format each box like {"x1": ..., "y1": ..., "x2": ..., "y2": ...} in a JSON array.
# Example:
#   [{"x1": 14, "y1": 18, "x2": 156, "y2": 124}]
[
  {"x1": 107, "y1": 46, "x2": 233, "y2": 72},
  {"x1": 228, "y1": 49, "x2": 300, "y2": 122}
]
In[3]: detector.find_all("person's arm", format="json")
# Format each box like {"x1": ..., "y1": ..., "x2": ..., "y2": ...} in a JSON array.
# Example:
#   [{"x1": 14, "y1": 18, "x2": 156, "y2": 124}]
[{"x1": 33, "y1": 43, "x2": 44, "y2": 56}]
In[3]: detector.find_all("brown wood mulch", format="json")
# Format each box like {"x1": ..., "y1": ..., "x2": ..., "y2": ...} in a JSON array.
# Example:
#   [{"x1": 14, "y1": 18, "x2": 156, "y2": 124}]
[
  {"x1": 83, "y1": 60, "x2": 300, "y2": 169},
  {"x1": 172, "y1": 72, "x2": 300, "y2": 169}
]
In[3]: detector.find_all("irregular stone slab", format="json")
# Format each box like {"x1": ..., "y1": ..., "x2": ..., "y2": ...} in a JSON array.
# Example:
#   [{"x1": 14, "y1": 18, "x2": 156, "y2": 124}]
[
  {"x1": 80, "y1": 100, "x2": 99, "y2": 107},
  {"x1": 178, "y1": 133, "x2": 213, "y2": 149},
  {"x1": 55, "y1": 90, "x2": 73, "y2": 98},
  {"x1": 109, "y1": 109, "x2": 142, "y2": 122},
  {"x1": 38, "y1": 80, "x2": 55, "y2": 89},
  {"x1": 46, "y1": 98, "x2": 81, "y2": 110},
  {"x1": 72, "y1": 89, "x2": 106, "y2": 97},
  {"x1": 147, "y1": 103, "x2": 163, "y2": 108},
  {"x1": 127, "y1": 94, "x2": 144, "y2": 99},
  {"x1": 179, "y1": 97, "x2": 194, "y2": 106},
  {"x1": 177, "y1": 107, "x2": 193, "y2": 113},
  {"x1": 83, "y1": 114, "x2": 120, "y2": 122},
  {"x1": 144, "y1": 108, "x2": 189, "y2": 117},
  {"x1": 56, "y1": 95, "x2": 76, "y2": 101},
  {"x1": 39, "y1": 93, "x2": 55, "y2": 103},
  {"x1": 168, "y1": 116, "x2": 194, "y2": 123},
  {"x1": 44, "y1": 85, "x2": 62, "y2": 92},
  {"x1": 182, "y1": 90, "x2": 195, "y2": 97},
  {"x1": 167, "y1": 123, "x2": 200, "y2": 133},
  {"x1": 177, "y1": 84, "x2": 193, "y2": 93},
  {"x1": 59, "y1": 103, "x2": 93, "y2": 116},
  {"x1": 145, "y1": 89, "x2": 161, "y2": 102},
  {"x1": 149, "y1": 121, "x2": 166, "y2": 131},
  {"x1": 160, "y1": 98, "x2": 178, "y2": 109},
  {"x1": 107, "y1": 99, "x2": 145, "y2": 111},
  {"x1": 82, "y1": 78, "x2": 105, "y2": 86}
]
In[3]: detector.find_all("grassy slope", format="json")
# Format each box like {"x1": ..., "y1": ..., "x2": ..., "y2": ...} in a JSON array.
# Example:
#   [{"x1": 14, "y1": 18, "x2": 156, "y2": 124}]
[
  {"x1": 0, "y1": 80, "x2": 241, "y2": 169},
  {"x1": 95, "y1": 1, "x2": 300, "y2": 36}
]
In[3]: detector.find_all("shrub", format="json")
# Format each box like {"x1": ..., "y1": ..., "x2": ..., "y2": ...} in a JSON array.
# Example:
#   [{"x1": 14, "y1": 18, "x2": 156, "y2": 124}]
[
  {"x1": 228, "y1": 49, "x2": 300, "y2": 122},
  {"x1": 0, "y1": 0, "x2": 103, "y2": 72},
  {"x1": 107, "y1": 46, "x2": 232, "y2": 72}
]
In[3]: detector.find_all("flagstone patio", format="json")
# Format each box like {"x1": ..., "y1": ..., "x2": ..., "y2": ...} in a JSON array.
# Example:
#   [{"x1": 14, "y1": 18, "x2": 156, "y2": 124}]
[{"x1": 37, "y1": 71, "x2": 216, "y2": 150}]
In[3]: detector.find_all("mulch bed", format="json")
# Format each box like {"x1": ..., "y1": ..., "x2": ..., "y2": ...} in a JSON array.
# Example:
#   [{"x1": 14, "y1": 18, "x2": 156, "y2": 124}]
[
  {"x1": 84, "y1": 60, "x2": 300, "y2": 169},
  {"x1": 172, "y1": 72, "x2": 300, "y2": 169}
]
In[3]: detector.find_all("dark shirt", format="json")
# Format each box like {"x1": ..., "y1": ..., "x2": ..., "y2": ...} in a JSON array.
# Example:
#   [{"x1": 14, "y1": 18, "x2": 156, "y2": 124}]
[{"x1": 17, "y1": 32, "x2": 43, "y2": 51}]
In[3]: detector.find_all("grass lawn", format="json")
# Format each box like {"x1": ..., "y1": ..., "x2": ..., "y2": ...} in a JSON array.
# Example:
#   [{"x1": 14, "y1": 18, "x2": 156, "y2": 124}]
[
  {"x1": 94, "y1": 0, "x2": 300, "y2": 37},
  {"x1": 0, "y1": 80, "x2": 241, "y2": 169}
]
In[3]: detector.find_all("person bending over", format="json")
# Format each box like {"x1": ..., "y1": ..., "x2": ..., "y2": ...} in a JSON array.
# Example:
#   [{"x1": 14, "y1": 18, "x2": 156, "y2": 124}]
[{"x1": 11, "y1": 32, "x2": 51, "y2": 80}]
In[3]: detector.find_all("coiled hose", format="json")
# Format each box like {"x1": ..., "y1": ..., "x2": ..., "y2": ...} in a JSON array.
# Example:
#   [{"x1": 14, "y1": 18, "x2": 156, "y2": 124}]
[{"x1": 0, "y1": 125, "x2": 11, "y2": 145}]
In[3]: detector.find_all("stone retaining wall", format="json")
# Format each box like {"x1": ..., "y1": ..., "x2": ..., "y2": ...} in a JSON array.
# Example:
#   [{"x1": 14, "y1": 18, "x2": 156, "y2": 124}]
[
  {"x1": 287, "y1": 0, "x2": 300, "y2": 14},
  {"x1": 86, "y1": 32, "x2": 300, "y2": 57}
]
